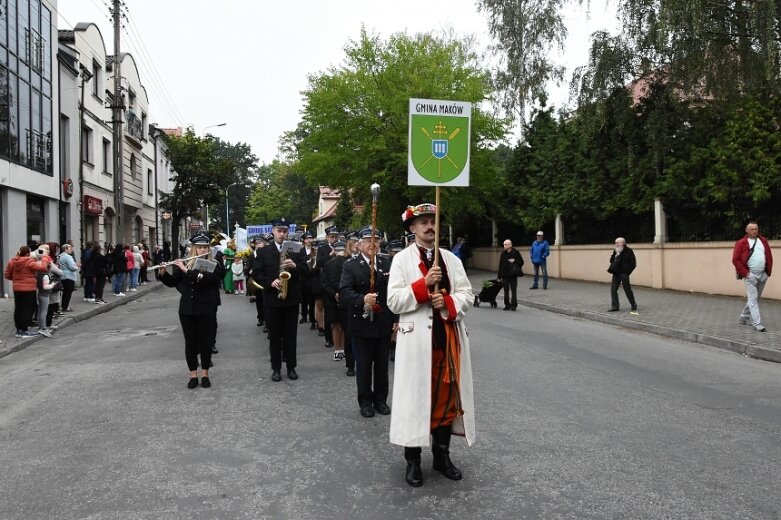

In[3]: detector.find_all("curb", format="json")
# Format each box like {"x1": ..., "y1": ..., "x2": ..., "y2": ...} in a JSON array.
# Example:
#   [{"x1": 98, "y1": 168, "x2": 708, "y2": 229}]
[
  {"x1": 0, "y1": 283, "x2": 164, "y2": 361},
  {"x1": 516, "y1": 299, "x2": 780, "y2": 364}
]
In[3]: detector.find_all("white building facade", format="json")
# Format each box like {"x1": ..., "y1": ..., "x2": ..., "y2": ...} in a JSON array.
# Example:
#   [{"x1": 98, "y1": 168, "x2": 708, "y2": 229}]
[{"x1": 1, "y1": 0, "x2": 60, "y2": 294}]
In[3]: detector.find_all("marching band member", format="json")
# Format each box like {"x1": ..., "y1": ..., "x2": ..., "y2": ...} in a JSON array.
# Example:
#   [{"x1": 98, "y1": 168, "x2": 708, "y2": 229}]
[
  {"x1": 251, "y1": 218, "x2": 308, "y2": 382},
  {"x1": 387, "y1": 203, "x2": 475, "y2": 487},
  {"x1": 340, "y1": 227, "x2": 397, "y2": 418},
  {"x1": 159, "y1": 231, "x2": 225, "y2": 389}
]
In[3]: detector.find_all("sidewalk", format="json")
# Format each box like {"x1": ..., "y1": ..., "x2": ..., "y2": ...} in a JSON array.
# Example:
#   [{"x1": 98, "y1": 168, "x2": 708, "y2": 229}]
[
  {"x1": 3, "y1": 272, "x2": 778, "y2": 364},
  {"x1": 0, "y1": 282, "x2": 163, "y2": 360},
  {"x1": 467, "y1": 270, "x2": 781, "y2": 363}
]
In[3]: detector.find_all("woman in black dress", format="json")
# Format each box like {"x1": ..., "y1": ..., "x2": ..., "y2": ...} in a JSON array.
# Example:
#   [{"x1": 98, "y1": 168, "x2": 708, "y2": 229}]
[{"x1": 159, "y1": 232, "x2": 225, "y2": 389}]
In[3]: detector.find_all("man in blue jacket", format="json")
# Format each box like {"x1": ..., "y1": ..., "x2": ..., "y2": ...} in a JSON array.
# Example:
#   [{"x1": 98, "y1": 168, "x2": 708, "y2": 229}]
[{"x1": 529, "y1": 231, "x2": 550, "y2": 290}]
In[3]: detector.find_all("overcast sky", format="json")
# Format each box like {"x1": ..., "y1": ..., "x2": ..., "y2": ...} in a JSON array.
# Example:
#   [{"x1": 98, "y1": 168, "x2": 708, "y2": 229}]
[{"x1": 57, "y1": 0, "x2": 618, "y2": 163}]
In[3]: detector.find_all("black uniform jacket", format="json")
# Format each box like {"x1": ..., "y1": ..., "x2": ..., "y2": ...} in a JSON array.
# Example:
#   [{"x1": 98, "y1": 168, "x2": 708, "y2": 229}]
[
  {"x1": 608, "y1": 246, "x2": 637, "y2": 276},
  {"x1": 311, "y1": 242, "x2": 334, "y2": 295},
  {"x1": 322, "y1": 255, "x2": 348, "y2": 301},
  {"x1": 498, "y1": 248, "x2": 524, "y2": 278},
  {"x1": 251, "y1": 242, "x2": 308, "y2": 307},
  {"x1": 339, "y1": 254, "x2": 397, "y2": 338},
  {"x1": 160, "y1": 261, "x2": 225, "y2": 315}
]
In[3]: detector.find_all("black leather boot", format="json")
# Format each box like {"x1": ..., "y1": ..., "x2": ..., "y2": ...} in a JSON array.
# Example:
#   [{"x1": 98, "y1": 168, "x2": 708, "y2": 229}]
[
  {"x1": 432, "y1": 426, "x2": 463, "y2": 480},
  {"x1": 404, "y1": 447, "x2": 423, "y2": 487}
]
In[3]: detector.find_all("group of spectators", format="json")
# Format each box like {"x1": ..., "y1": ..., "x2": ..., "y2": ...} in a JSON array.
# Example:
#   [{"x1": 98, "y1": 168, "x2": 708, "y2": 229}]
[
  {"x1": 4, "y1": 239, "x2": 172, "y2": 339},
  {"x1": 80, "y1": 240, "x2": 168, "y2": 300},
  {"x1": 4, "y1": 241, "x2": 80, "y2": 338}
]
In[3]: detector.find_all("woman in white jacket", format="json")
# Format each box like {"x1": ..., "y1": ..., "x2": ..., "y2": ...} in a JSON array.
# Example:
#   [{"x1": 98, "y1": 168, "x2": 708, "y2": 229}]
[{"x1": 386, "y1": 203, "x2": 475, "y2": 487}]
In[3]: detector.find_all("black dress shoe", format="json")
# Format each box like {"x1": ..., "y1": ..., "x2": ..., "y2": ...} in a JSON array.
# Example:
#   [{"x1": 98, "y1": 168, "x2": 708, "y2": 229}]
[
  {"x1": 360, "y1": 406, "x2": 375, "y2": 418},
  {"x1": 299, "y1": 318, "x2": 307, "y2": 324},
  {"x1": 257, "y1": 321, "x2": 263, "y2": 327},
  {"x1": 200, "y1": 376, "x2": 211, "y2": 388},
  {"x1": 608, "y1": 308, "x2": 619, "y2": 312},
  {"x1": 318, "y1": 329, "x2": 325, "y2": 337},
  {"x1": 346, "y1": 368, "x2": 355, "y2": 377},
  {"x1": 187, "y1": 377, "x2": 199, "y2": 389},
  {"x1": 374, "y1": 403, "x2": 391, "y2": 415},
  {"x1": 324, "y1": 341, "x2": 333, "y2": 348},
  {"x1": 631, "y1": 305, "x2": 638, "y2": 311},
  {"x1": 287, "y1": 368, "x2": 298, "y2": 380},
  {"x1": 271, "y1": 370, "x2": 282, "y2": 382},
  {"x1": 503, "y1": 305, "x2": 509, "y2": 311},
  {"x1": 211, "y1": 346, "x2": 218, "y2": 354},
  {"x1": 309, "y1": 322, "x2": 317, "y2": 330}
]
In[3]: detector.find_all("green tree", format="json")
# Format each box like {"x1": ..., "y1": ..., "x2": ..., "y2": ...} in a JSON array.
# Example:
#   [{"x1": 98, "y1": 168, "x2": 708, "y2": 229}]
[
  {"x1": 286, "y1": 29, "x2": 507, "y2": 238},
  {"x1": 477, "y1": 0, "x2": 568, "y2": 125},
  {"x1": 332, "y1": 190, "x2": 355, "y2": 232},
  {"x1": 245, "y1": 160, "x2": 319, "y2": 227},
  {"x1": 209, "y1": 138, "x2": 261, "y2": 232},
  {"x1": 160, "y1": 129, "x2": 235, "y2": 257}
]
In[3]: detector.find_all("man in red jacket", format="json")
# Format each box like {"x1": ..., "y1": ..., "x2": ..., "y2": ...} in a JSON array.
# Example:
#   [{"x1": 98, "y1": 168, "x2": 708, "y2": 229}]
[{"x1": 732, "y1": 221, "x2": 773, "y2": 332}]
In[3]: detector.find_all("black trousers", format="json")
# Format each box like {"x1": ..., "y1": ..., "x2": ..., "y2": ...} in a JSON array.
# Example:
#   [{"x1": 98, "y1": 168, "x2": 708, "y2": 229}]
[
  {"x1": 352, "y1": 336, "x2": 390, "y2": 407},
  {"x1": 300, "y1": 286, "x2": 315, "y2": 321},
  {"x1": 61, "y1": 279, "x2": 75, "y2": 310},
  {"x1": 13, "y1": 291, "x2": 37, "y2": 331},
  {"x1": 502, "y1": 276, "x2": 518, "y2": 307},
  {"x1": 179, "y1": 312, "x2": 217, "y2": 372},
  {"x1": 611, "y1": 273, "x2": 636, "y2": 309},
  {"x1": 339, "y1": 307, "x2": 355, "y2": 369},
  {"x1": 255, "y1": 294, "x2": 264, "y2": 324},
  {"x1": 265, "y1": 304, "x2": 298, "y2": 370},
  {"x1": 94, "y1": 275, "x2": 106, "y2": 301}
]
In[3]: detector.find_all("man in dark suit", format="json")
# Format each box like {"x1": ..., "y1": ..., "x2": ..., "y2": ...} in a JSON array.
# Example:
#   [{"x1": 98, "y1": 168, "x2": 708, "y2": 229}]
[
  {"x1": 299, "y1": 231, "x2": 316, "y2": 325},
  {"x1": 251, "y1": 219, "x2": 308, "y2": 382},
  {"x1": 314, "y1": 226, "x2": 339, "y2": 344},
  {"x1": 340, "y1": 227, "x2": 397, "y2": 417},
  {"x1": 607, "y1": 237, "x2": 637, "y2": 312}
]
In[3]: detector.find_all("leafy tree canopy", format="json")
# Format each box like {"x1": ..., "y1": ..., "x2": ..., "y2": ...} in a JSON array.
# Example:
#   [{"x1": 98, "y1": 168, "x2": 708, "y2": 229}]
[
  {"x1": 245, "y1": 160, "x2": 319, "y2": 227},
  {"x1": 285, "y1": 29, "x2": 508, "y2": 237}
]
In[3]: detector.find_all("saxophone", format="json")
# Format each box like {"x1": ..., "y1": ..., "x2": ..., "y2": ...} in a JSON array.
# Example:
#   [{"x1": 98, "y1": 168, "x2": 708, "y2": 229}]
[{"x1": 278, "y1": 249, "x2": 291, "y2": 300}]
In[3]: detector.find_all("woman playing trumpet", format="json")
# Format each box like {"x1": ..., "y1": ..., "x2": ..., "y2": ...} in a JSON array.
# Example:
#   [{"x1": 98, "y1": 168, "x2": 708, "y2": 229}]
[{"x1": 159, "y1": 231, "x2": 225, "y2": 389}]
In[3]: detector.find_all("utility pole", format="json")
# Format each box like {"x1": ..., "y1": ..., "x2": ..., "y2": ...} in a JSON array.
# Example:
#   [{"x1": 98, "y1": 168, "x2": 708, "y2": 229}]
[{"x1": 111, "y1": 0, "x2": 124, "y2": 243}]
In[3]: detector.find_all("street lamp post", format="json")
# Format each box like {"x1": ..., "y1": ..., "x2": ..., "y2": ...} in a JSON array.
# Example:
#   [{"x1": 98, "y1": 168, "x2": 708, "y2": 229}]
[{"x1": 226, "y1": 182, "x2": 239, "y2": 237}]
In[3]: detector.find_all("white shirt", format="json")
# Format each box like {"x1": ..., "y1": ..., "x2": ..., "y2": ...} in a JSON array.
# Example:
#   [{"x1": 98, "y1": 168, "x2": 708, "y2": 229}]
[{"x1": 747, "y1": 238, "x2": 766, "y2": 273}]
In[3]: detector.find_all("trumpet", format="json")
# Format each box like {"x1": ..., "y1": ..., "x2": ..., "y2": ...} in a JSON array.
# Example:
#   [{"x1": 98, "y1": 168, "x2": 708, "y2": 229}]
[{"x1": 149, "y1": 253, "x2": 209, "y2": 270}]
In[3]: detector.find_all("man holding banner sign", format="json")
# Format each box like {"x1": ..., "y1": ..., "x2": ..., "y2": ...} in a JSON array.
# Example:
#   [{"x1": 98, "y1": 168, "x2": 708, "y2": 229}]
[{"x1": 385, "y1": 98, "x2": 475, "y2": 488}]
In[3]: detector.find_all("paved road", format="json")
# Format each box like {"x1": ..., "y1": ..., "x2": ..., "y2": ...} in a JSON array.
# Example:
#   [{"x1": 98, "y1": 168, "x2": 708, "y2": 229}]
[{"x1": 1, "y1": 288, "x2": 780, "y2": 519}]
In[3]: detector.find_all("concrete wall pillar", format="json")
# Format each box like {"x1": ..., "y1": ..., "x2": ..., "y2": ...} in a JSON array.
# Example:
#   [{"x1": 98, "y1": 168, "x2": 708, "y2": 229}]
[
  {"x1": 654, "y1": 198, "x2": 668, "y2": 244},
  {"x1": 554, "y1": 213, "x2": 564, "y2": 245},
  {"x1": 491, "y1": 219, "x2": 498, "y2": 248}
]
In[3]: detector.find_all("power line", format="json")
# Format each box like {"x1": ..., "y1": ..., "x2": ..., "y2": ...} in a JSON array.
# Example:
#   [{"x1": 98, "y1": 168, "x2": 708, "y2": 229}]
[{"x1": 122, "y1": 3, "x2": 188, "y2": 123}]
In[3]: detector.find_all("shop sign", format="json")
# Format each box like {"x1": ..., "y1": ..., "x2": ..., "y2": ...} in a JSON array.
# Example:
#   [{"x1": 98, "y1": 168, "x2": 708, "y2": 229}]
[
  {"x1": 63, "y1": 178, "x2": 74, "y2": 198},
  {"x1": 83, "y1": 195, "x2": 104, "y2": 216}
]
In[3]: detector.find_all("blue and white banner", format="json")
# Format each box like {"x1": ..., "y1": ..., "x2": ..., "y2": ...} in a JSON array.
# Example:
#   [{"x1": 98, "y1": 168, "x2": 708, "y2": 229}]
[{"x1": 247, "y1": 223, "x2": 296, "y2": 239}]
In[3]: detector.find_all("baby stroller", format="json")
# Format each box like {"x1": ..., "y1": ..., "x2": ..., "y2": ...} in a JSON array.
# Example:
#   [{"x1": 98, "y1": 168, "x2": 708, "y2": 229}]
[{"x1": 474, "y1": 279, "x2": 502, "y2": 308}]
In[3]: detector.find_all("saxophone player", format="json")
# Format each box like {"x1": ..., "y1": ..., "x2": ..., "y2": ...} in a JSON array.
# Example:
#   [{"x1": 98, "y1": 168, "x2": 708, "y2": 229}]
[{"x1": 251, "y1": 218, "x2": 308, "y2": 382}]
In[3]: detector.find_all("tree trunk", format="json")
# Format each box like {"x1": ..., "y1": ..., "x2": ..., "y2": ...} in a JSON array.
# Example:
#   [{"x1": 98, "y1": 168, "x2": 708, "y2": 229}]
[{"x1": 171, "y1": 216, "x2": 182, "y2": 259}]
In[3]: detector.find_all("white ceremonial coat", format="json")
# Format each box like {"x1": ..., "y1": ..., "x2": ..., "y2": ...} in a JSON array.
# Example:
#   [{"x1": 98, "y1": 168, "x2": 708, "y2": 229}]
[{"x1": 387, "y1": 243, "x2": 475, "y2": 448}]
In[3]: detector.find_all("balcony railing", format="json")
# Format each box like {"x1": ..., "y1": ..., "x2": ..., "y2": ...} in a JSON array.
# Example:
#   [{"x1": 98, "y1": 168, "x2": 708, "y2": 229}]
[
  {"x1": 26, "y1": 129, "x2": 52, "y2": 173},
  {"x1": 126, "y1": 111, "x2": 143, "y2": 141}
]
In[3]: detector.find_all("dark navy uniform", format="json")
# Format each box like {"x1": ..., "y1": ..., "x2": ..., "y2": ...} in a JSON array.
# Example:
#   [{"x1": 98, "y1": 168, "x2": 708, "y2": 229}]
[
  {"x1": 251, "y1": 238, "x2": 308, "y2": 377},
  {"x1": 160, "y1": 257, "x2": 225, "y2": 374},
  {"x1": 340, "y1": 252, "x2": 396, "y2": 414}
]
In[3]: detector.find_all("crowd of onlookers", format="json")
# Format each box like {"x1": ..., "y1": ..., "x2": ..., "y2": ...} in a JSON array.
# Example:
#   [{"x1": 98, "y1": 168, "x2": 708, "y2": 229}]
[{"x1": 4, "y1": 239, "x2": 172, "y2": 339}]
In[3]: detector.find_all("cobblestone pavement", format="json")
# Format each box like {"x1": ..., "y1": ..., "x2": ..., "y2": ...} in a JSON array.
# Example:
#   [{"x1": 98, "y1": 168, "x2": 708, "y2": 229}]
[
  {"x1": 2, "y1": 272, "x2": 779, "y2": 363},
  {"x1": 467, "y1": 270, "x2": 781, "y2": 363}
]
